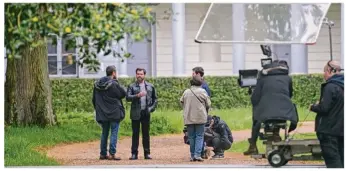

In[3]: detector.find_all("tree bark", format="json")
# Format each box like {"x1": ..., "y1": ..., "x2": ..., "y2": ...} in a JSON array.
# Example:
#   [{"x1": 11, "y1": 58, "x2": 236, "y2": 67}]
[{"x1": 5, "y1": 37, "x2": 56, "y2": 127}]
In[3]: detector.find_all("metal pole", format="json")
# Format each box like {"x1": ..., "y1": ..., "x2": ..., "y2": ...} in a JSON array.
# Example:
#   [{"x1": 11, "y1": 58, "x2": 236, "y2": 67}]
[{"x1": 329, "y1": 25, "x2": 333, "y2": 60}]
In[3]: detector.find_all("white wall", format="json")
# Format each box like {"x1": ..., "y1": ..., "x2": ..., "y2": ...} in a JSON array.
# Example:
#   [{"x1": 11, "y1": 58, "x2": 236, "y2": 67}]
[
  {"x1": 153, "y1": 3, "x2": 342, "y2": 76},
  {"x1": 308, "y1": 3, "x2": 341, "y2": 73}
]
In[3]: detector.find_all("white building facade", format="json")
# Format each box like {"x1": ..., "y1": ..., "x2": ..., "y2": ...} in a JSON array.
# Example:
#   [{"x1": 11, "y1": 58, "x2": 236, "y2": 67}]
[{"x1": 5, "y1": 3, "x2": 342, "y2": 78}]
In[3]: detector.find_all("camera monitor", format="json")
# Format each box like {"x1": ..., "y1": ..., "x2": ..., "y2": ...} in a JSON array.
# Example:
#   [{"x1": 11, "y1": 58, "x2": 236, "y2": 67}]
[
  {"x1": 261, "y1": 58, "x2": 273, "y2": 67},
  {"x1": 238, "y1": 69, "x2": 259, "y2": 88}
]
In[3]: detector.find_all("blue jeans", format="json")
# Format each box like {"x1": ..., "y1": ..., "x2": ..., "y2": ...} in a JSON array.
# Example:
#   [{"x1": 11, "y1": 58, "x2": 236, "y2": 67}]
[
  {"x1": 187, "y1": 124, "x2": 205, "y2": 158},
  {"x1": 100, "y1": 121, "x2": 120, "y2": 156}
]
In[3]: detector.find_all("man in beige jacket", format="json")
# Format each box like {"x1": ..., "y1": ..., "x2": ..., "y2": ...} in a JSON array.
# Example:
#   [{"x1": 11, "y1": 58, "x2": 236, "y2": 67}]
[{"x1": 180, "y1": 75, "x2": 211, "y2": 162}]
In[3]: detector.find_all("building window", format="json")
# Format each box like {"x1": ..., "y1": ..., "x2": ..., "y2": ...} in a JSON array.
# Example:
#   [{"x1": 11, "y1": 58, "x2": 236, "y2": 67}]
[
  {"x1": 48, "y1": 39, "x2": 58, "y2": 75},
  {"x1": 47, "y1": 37, "x2": 78, "y2": 77}
]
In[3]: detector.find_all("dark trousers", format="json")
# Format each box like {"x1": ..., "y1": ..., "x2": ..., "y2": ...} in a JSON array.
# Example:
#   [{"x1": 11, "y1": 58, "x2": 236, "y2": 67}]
[
  {"x1": 317, "y1": 133, "x2": 344, "y2": 168},
  {"x1": 131, "y1": 110, "x2": 150, "y2": 155},
  {"x1": 250, "y1": 120, "x2": 262, "y2": 143},
  {"x1": 205, "y1": 129, "x2": 232, "y2": 155}
]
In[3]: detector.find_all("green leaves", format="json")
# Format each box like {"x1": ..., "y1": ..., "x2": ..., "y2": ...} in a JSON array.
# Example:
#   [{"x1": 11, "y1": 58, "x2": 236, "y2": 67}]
[
  {"x1": 50, "y1": 75, "x2": 324, "y2": 113},
  {"x1": 5, "y1": 3, "x2": 155, "y2": 71}
]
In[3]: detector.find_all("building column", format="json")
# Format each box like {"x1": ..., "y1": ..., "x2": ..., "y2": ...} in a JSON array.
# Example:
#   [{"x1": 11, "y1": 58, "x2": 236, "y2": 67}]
[
  {"x1": 232, "y1": 3, "x2": 246, "y2": 75},
  {"x1": 290, "y1": 4, "x2": 308, "y2": 74},
  {"x1": 341, "y1": 3, "x2": 344, "y2": 68},
  {"x1": 118, "y1": 34, "x2": 128, "y2": 77},
  {"x1": 150, "y1": 13, "x2": 157, "y2": 77},
  {"x1": 172, "y1": 3, "x2": 186, "y2": 76}
]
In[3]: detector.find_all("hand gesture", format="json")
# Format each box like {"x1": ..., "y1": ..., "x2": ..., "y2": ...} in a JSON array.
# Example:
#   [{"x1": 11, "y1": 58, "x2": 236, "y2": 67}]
[
  {"x1": 209, "y1": 119, "x2": 214, "y2": 128},
  {"x1": 137, "y1": 91, "x2": 147, "y2": 97}
]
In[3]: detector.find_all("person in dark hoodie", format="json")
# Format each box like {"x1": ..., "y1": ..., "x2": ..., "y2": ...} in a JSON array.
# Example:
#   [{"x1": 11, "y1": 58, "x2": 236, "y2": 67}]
[
  {"x1": 92, "y1": 65, "x2": 127, "y2": 160},
  {"x1": 243, "y1": 60, "x2": 298, "y2": 155},
  {"x1": 310, "y1": 60, "x2": 344, "y2": 168},
  {"x1": 204, "y1": 115, "x2": 233, "y2": 159}
]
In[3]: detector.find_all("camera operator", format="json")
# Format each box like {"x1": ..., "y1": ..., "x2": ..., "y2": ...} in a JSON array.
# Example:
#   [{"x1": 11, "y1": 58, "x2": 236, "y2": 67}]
[
  {"x1": 310, "y1": 60, "x2": 344, "y2": 168},
  {"x1": 204, "y1": 115, "x2": 233, "y2": 159},
  {"x1": 243, "y1": 60, "x2": 298, "y2": 155}
]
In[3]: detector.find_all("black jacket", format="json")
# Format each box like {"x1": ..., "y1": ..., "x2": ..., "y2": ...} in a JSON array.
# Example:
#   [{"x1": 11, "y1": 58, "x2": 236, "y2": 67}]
[
  {"x1": 251, "y1": 64, "x2": 298, "y2": 127},
  {"x1": 92, "y1": 76, "x2": 127, "y2": 122},
  {"x1": 126, "y1": 81, "x2": 158, "y2": 120},
  {"x1": 311, "y1": 74, "x2": 344, "y2": 136},
  {"x1": 211, "y1": 116, "x2": 233, "y2": 143}
]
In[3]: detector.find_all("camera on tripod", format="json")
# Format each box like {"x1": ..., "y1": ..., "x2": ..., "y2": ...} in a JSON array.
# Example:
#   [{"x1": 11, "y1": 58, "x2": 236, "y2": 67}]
[{"x1": 237, "y1": 45, "x2": 273, "y2": 95}]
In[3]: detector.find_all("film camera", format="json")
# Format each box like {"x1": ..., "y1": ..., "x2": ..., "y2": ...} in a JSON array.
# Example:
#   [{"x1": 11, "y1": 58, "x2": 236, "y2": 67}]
[{"x1": 237, "y1": 45, "x2": 273, "y2": 95}]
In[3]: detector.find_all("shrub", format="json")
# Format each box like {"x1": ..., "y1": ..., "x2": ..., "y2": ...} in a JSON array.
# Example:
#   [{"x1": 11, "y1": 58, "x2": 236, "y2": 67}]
[{"x1": 51, "y1": 74, "x2": 324, "y2": 113}]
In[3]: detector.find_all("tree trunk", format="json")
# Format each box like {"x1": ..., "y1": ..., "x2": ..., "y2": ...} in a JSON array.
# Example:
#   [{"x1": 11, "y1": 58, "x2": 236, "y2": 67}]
[{"x1": 5, "y1": 37, "x2": 56, "y2": 127}]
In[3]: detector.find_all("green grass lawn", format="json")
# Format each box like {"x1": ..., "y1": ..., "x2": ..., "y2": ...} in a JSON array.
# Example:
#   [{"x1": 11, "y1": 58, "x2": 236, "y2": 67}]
[{"x1": 5, "y1": 107, "x2": 316, "y2": 166}]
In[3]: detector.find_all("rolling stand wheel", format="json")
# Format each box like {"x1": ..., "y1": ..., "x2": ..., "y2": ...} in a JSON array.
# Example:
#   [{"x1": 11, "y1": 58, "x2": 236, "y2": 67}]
[
  {"x1": 282, "y1": 160, "x2": 288, "y2": 166},
  {"x1": 268, "y1": 150, "x2": 287, "y2": 167}
]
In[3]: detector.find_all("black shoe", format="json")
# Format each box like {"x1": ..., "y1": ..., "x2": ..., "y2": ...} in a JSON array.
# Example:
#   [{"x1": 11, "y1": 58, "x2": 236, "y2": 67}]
[
  {"x1": 144, "y1": 154, "x2": 152, "y2": 160},
  {"x1": 243, "y1": 139, "x2": 259, "y2": 156},
  {"x1": 129, "y1": 154, "x2": 138, "y2": 160},
  {"x1": 99, "y1": 155, "x2": 108, "y2": 160},
  {"x1": 211, "y1": 154, "x2": 224, "y2": 160}
]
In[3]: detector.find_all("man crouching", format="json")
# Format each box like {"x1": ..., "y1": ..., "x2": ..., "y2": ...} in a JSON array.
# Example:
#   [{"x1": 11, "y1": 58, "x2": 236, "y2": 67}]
[{"x1": 204, "y1": 115, "x2": 234, "y2": 159}]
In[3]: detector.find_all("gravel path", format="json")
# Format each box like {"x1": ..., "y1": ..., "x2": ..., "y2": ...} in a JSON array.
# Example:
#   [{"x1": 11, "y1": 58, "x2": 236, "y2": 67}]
[{"x1": 45, "y1": 121, "x2": 323, "y2": 166}]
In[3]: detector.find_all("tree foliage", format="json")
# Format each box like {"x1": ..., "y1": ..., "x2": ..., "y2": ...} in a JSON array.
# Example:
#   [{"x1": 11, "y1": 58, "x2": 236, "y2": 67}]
[{"x1": 5, "y1": 3, "x2": 155, "y2": 71}]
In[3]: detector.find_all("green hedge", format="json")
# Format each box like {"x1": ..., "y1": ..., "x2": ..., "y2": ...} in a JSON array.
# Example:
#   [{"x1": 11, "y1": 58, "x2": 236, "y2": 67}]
[{"x1": 51, "y1": 74, "x2": 324, "y2": 113}]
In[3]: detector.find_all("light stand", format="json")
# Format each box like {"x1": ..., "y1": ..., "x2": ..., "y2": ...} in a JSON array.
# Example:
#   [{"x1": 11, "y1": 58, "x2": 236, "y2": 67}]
[{"x1": 323, "y1": 17, "x2": 335, "y2": 60}]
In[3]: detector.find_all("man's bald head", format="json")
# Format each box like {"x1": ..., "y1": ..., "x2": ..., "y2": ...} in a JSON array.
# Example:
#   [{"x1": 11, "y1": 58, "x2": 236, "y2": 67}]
[{"x1": 323, "y1": 60, "x2": 342, "y2": 80}]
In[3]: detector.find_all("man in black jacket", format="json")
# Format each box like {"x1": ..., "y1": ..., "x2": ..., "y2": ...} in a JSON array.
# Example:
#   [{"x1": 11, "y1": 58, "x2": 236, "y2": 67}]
[
  {"x1": 92, "y1": 65, "x2": 127, "y2": 160},
  {"x1": 126, "y1": 68, "x2": 158, "y2": 160},
  {"x1": 310, "y1": 60, "x2": 344, "y2": 168},
  {"x1": 204, "y1": 115, "x2": 233, "y2": 159},
  {"x1": 243, "y1": 60, "x2": 298, "y2": 155}
]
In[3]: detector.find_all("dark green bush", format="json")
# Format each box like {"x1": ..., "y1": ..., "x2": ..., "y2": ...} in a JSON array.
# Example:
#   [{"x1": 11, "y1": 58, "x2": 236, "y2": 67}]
[{"x1": 51, "y1": 74, "x2": 324, "y2": 113}]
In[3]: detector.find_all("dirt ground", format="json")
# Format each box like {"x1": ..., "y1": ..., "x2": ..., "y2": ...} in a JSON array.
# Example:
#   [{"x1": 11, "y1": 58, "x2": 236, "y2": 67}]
[{"x1": 45, "y1": 121, "x2": 323, "y2": 166}]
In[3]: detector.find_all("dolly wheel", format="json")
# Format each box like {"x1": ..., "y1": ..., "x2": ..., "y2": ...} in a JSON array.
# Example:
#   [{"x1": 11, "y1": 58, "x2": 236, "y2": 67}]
[
  {"x1": 268, "y1": 150, "x2": 286, "y2": 167},
  {"x1": 282, "y1": 160, "x2": 288, "y2": 166}
]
